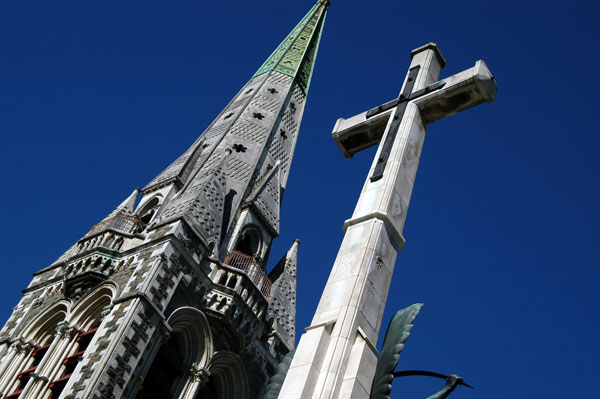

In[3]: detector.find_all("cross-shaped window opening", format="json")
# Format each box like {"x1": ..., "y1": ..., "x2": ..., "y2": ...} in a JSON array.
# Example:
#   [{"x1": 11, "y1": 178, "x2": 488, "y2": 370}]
[{"x1": 232, "y1": 144, "x2": 247, "y2": 153}]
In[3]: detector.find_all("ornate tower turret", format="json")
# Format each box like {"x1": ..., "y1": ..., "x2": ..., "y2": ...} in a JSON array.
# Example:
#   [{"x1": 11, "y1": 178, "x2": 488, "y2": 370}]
[
  {"x1": 267, "y1": 239, "x2": 299, "y2": 353},
  {"x1": 0, "y1": 2, "x2": 329, "y2": 399}
]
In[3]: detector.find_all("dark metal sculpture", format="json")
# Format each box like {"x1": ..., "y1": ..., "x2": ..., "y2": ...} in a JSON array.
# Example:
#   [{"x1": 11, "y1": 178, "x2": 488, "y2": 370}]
[
  {"x1": 394, "y1": 371, "x2": 474, "y2": 399},
  {"x1": 261, "y1": 349, "x2": 295, "y2": 399},
  {"x1": 371, "y1": 303, "x2": 423, "y2": 399},
  {"x1": 370, "y1": 304, "x2": 474, "y2": 399}
]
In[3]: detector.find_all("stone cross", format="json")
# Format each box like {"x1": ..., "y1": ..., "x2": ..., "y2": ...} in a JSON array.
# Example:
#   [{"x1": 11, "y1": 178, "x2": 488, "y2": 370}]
[{"x1": 278, "y1": 43, "x2": 496, "y2": 399}]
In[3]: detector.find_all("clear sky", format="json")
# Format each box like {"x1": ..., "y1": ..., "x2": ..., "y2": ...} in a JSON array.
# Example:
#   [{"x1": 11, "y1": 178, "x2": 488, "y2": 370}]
[{"x1": 1, "y1": 1, "x2": 599, "y2": 398}]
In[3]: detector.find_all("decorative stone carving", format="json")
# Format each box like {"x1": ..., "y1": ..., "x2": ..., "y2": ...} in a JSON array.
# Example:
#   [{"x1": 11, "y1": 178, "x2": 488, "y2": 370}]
[
  {"x1": 64, "y1": 270, "x2": 108, "y2": 299},
  {"x1": 177, "y1": 232, "x2": 202, "y2": 256},
  {"x1": 267, "y1": 240, "x2": 298, "y2": 351},
  {"x1": 0, "y1": 3, "x2": 331, "y2": 399}
]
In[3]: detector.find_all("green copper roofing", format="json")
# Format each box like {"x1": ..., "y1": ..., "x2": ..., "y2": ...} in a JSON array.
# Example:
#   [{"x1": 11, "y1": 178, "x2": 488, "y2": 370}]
[{"x1": 254, "y1": 0, "x2": 329, "y2": 93}]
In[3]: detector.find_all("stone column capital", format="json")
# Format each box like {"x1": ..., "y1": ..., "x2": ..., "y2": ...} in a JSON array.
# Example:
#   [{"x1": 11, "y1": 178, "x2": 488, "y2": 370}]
[
  {"x1": 13, "y1": 339, "x2": 35, "y2": 354},
  {"x1": 190, "y1": 366, "x2": 211, "y2": 387},
  {"x1": 55, "y1": 321, "x2": 79, "y2": 339}
]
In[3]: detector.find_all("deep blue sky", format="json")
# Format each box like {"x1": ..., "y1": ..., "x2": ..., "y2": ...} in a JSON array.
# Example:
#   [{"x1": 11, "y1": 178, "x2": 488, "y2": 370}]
[{"x1": 1, "y1": 1, "x2": 599, "y2": 398}]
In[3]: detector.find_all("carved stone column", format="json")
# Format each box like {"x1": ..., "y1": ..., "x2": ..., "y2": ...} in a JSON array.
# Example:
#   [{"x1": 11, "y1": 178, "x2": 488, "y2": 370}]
[
  {"x1": 0, "y1": 339, "x2": 34, "y2": 395},
  {"x1": 23, "y1": 323, "x2": 79, "y2": 399},
  {"x1": 177, "y1": 366, "x2": 212, "y2": 399}
]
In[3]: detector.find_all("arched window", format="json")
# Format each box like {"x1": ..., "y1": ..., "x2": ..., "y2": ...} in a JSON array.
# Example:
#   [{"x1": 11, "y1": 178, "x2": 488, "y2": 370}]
[
  {"x1": 0, "y1": 303, "x2": 68, "y2": 399},
  {"x1": 137, "y1": 332, "x2": 186, "y2": 398},
  {"x1": 136, "y1": 307, "x2": 213, "y2": 399},
  {"x1": 113, "y1": 237, "x2": 124, "y2": 250},
  {"x1": 46, "y1": 286, "x2": 113, "y2": 399},
  {"x1": 103, "y1": 235, "x2": 115, "y2": 248},
  {"x1": 194, "y1": 352, "x2": 250, "y2": 399},
  {"x1": 234, "y1": 227, "x2": 261, "y2": 257},
  {"x1": 84, "y1": 258, "x2": 92, "y2": 271},
  {"x1": 138, "y1": 197, "x2": 161, "y2": 226},
  {"x1": 100, "y1": 259, "x2": 112, "y2": 274}
]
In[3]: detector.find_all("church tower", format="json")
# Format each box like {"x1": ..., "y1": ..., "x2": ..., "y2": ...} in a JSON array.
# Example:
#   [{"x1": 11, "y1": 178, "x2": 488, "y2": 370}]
[{"x1": 0, "y1": 2, "x2": 329, "y2": 398}]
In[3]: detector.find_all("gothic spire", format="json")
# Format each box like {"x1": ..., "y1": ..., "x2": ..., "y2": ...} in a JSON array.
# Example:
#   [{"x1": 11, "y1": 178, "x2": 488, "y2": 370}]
[
  {"x1": 141, "y1": 1, "x2": 329, "y2": 258},
  {"x1": 143, "y1": 0, "x2": 328, "y2": 195},
  {"x1": 2, "y1": 7, "x2": 330, "y2": 398},
  {"x1": 254, "y1": 0, "x2": 329, "y2": 94},
  {"x1": 85, "y1": 187, "x2": 140, "y2": 236},
  {"x1": 105, "y1": 187, "x2": 139, "y2": 218},
  {"x1": 50, "y1": 188, "x2": 141, "y2": 265}
]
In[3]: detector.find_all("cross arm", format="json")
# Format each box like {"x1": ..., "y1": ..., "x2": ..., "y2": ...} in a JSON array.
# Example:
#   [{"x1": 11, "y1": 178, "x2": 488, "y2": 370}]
[
  {"x1": 413, "y1": 59, "x2": 496, "y2": 124},
  {"x1": 331, "y1": 60, "x2": 496, "y2": 158},
  {"x1": 331, "y1": 108, "x2": 392, "y2": 158}
]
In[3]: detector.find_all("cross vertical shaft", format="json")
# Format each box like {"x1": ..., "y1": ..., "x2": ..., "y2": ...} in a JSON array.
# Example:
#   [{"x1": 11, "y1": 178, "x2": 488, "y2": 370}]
[{"x1": 279, "y1": 44, "x2": 446, "y2": 399}]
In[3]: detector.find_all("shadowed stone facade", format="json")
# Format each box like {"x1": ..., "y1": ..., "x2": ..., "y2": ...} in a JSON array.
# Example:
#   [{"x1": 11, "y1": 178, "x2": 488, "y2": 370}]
[{"x1": 0, "y1": 2, "x2": 330, "y2": 398}]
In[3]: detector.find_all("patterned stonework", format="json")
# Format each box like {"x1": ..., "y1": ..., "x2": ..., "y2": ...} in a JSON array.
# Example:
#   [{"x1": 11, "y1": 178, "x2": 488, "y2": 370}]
[
  {"x1": 267, "y1": 240, "x2": 299, "y2": 351},
  {"x1": 0, "y1": 2, "x2": 329, "y2": 399}
]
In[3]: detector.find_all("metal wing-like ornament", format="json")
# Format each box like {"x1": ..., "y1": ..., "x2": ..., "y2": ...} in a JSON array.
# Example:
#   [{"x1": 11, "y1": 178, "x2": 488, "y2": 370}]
[
  {"x1": 261, "y1": 349, "x2": 295, "y2": 399},
  {"x1": 370, "y1": 303, "x2": 423, "y2": 399}
]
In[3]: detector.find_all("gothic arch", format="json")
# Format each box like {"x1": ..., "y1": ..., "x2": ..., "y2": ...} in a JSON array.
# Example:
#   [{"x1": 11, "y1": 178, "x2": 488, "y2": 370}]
[
  {"x1": 29, "y1": 285, "x2": 116, "y2": 399},
  {"x1": 99, "y1": 259, "x2": 113, "y2": 273},
  {"x1": 21, "y1": 301, "x2": 69, "y2": 345},
  {"x1": 0, "y1": 301, "x2": 69, "y2": 397},
  {"x1": 234, "y1": 225, "x2": 262, "y2": 257},
  {"x1": 103, "y1": 234, "x2": 115, "y2": 248},
  {"x1": 203, "y1": 351, "x2": 250, "y2": 399},
  {"x1": 137, "y1": 195, "x2": 162, "y2": 225},
  {"x1": 69, "y1": 284, "x2": 115, "y2": 331},
  {"x1": 166, "y1": 307, "x2": 214, "y2": 368},
  {"x1": 136, "y1": 307, "x2": 215, "y2": 399},
  {"x1": 114, "y1": 237, "x2": 124, "y2": 250}
]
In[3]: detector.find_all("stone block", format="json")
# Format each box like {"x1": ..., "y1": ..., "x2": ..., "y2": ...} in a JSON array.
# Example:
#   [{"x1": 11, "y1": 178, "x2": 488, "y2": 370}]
[
  {"x1": 279, "y1": 363, "x2": 319, "y2": 399},
  {"x1": 318, "y1": 276, "x2": 358, "y2": 314},
  {"x1": 338, "y1": 376, "x2": 370, "y2": 399},
  {"x1": 291, "y1": 326, "x2": 331, "y2": 368},
  {"x1": 332, "y1": 249, "x2": 370, "y2": 283},
  {"x1": 342, "y1": 334, "x2": 378, "y2": 395}
]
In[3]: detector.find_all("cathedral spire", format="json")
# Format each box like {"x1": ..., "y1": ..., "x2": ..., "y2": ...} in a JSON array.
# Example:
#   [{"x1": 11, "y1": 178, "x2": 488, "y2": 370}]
[
  {"x1": 254, "y1": 0, "x2": 329, "y2": 94},
  {"x1": 143, "y1": 0, "x2": 329, "y2": 195},
  {"x1": 141, "y1": 0, "x2": 329, "y2": 262}
]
